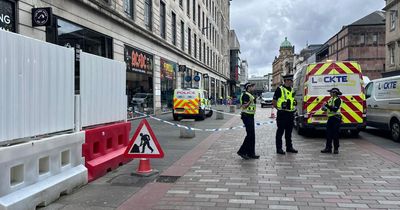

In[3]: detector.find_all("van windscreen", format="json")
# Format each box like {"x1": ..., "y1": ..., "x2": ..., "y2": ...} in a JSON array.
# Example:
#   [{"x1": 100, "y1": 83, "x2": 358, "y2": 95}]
[{"x1": 308, "y1": 74, "x2": 361, "y2": 96}]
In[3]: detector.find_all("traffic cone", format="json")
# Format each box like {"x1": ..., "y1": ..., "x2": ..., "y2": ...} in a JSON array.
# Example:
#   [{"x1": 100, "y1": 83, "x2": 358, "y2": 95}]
[
  {"x1": 132, "y1": 158, "x2": 158, "y2": 177},
  {"x1": 269, "y1": 109, "x2": 276, "y2": 119}
]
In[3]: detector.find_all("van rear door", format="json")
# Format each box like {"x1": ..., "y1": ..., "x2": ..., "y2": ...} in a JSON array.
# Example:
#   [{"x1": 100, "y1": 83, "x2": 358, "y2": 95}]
[{"x1": 307, "y1": 73, "x2": 364, "y2": 124}]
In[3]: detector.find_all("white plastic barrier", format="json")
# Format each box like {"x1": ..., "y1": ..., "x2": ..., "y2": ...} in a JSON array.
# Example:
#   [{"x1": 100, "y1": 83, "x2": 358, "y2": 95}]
[
  {"x1": 0, "y1": 29, "x2": 75, "y2": 144},
  {"x1": 80, "y1": 51, "x2": 127, "y2": 127},
  {"x1": 0, "y1": 132, "x2": 87, "y2": 210}
]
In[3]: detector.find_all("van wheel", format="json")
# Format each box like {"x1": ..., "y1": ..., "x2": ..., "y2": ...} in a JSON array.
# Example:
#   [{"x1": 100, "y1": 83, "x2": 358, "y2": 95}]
[
  {"x1": 390, "y1": 120, "x2": 400, "y2": 142},
  {"x1": 173, "y1": 114, "x2": 179, "y2": 121},
  {"x1": 196, "y1": 110, "x2": 206, "y2": 121},
  {"x1": 206, "y1": 110, "x2": 213, "y2": 117},
  {"x1": 350, "y1": 130, "x2": 360, "y2": 137}
]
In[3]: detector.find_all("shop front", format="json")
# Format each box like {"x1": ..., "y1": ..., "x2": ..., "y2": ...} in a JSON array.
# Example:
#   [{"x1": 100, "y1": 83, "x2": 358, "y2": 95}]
[
  {"x1": 203, "y1": 74, "x2": 210, "y2": 95},
  {"x1": 124, "y1": 45, "x2": 154, "y2": 115},
  {"x1": 182, "y1": 67, "x2": 193, "y2": 88},
  {"x1": 160, "y1": 58, "x2": 177, "y2": 112},
  {"x1": 211, "y1": 77, "x2": 216, "y2": 104},
  {"x1": 0, "y1": 0, "x2": 16, "y2": 32}
]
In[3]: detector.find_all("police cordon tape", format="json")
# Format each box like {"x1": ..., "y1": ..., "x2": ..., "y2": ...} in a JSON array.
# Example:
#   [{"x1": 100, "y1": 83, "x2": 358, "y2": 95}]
[
  {"x1": 210, "y1": 108, "x2": 242, "y2": 117},
  {"x1": 133, "y1": 111, "x2": 275, "y2": 132}
]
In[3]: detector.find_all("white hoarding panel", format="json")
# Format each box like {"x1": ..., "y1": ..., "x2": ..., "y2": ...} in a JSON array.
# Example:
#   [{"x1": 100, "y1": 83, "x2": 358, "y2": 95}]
[
  {"x1": 80, "y1": 52, "x2": 126, "y2": 127},
  {"x1": 0, "y1": 30, "x2": 75, "y2": 143}
]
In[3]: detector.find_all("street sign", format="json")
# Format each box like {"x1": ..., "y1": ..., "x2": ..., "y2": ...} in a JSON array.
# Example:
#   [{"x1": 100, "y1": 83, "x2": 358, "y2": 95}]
[{"x1": 124, "y1": 119, "x2": 164, "y2": 158}]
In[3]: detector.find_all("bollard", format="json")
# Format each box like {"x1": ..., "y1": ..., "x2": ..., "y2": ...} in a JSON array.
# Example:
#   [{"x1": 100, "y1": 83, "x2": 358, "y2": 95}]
[
  {"x1": 180, "y1": 119, "x2": 195, "y2": 138},
  {"x1": 216, "y1": 109, "x2": 224, "y2": 120},
  {"x1": 229, "y1": 105, "x2": 236, "y2": 113},
  {"x1": 236, "y1": 104, "x2": 241, "y2": 109}
]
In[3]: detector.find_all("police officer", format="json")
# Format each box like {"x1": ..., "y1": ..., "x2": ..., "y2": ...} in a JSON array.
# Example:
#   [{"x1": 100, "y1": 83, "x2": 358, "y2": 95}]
[
  {"x1": 321, "y1": 88, "x2": 342, "y2": 154},
  {"x1": 273, "y1": 75, "x2": 298, "y2": 155},
  {"x1": 237, "y1": 82, "x2": 260, "y2": 160}
]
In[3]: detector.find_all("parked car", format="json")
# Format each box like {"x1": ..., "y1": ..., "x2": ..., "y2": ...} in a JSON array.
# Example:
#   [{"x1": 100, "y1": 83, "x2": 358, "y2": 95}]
[
  {"x1": 365, "y1": 75, "x2": 400, "y2": 142},
  {"x1": 131, "y1": 93, "x2": 153, "y2": 109},
  {"x1": 260, "y1": 92, "x2": 274, "y2": 108}
]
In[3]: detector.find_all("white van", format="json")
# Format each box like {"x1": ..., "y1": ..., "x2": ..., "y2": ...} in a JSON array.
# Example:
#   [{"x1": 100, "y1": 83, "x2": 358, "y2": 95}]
[{"x1": 365, "y1": 75, "x2": 400, "y2": 141}]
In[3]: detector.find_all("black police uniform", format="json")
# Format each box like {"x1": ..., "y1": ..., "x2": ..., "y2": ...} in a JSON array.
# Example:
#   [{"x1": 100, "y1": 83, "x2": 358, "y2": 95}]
[
  {"x1": 237, "y1": 91, "x2": 258, "y2": 159},
  {"x1": 273, "y1": 85, "x2": 297, "y2": 154}
]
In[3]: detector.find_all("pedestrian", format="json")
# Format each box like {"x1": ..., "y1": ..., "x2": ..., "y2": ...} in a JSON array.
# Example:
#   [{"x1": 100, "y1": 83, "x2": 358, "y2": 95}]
[
  {"x1": 321, "y1": 88, "x2": 342, "y2": 154},
  {"x1": 272, "y1": 74, "x2": 298, "y2": 155},
  {"x1": 237, "y1": 82, "x2": 260, "y2": 160}
]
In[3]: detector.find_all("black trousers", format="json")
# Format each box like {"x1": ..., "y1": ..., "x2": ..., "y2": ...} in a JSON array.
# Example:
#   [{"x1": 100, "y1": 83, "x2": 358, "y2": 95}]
[
  {"x1": 238, "y1": 113, "x2": 255, "y2": 156},
  {"x1": 276, "y1": 111, "x2": 294, "y2": 150},
  {"x1": 326, "y1": 116, "x2": 341, "y2": 150}
]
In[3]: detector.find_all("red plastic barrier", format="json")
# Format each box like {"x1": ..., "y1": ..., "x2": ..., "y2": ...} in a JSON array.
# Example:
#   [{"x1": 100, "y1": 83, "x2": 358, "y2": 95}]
[{"x1": 83, "y1": 122, "x2": 131, "y2": 182}]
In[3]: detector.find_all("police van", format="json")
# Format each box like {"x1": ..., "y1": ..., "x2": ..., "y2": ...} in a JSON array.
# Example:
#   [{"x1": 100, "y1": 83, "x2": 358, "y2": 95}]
[
  {"x1": 365, "y1": 75, "x2": 400, "y2": 141},
  {"x1": 293, "y1": 61, "x2": 366, "y2": 136},
  {"x1": 172, "y1": 88, "x2": 213, "y2": 121}
]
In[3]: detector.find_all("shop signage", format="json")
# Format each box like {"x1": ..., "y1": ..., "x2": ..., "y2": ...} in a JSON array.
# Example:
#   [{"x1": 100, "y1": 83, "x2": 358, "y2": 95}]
[
  {"x1": 185, "y1": 76, "x2": 192, "y2": 82},
  {"x1": 193, "y1": 75, "x2": 201, "y2": 82},
  {"x1": 178, "y1": 65, "x2": 186, "y2": 72},
  {"x1": 32, "y1": 7, "x2": 52, "y2": 27},
  {"x1": 0, "y1": 0, "x2": 16, "y2": 32},
  {"x1": 160, "y1": 58, "x2": 176, "y2": 80},
  {"x1": 124, "y1": 45, "x2": 153, "y2": 74}
]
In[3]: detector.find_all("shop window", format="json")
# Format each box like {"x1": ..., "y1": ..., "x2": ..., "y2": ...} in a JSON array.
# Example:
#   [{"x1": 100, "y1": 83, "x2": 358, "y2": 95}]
[
  {"x1": 46, "y1": 17, "x2": 113, "y2": 59},
  {"x1": 160, "y1": 58, "x2": 176, "y2": 112},
  {"x1": 0, "y1": 0, "x2": 16, "y2": 32}
]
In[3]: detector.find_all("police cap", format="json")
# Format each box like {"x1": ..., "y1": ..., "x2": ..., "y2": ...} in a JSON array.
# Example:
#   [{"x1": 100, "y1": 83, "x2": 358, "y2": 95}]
[
  {"x1": 282, "y1": 74, "x2": 294, "y2": 81},
  {"x1": 244, "y1": 82, "x2": 255, "y2": 89},
  {"x1": 327, "y1": 87, "x2": 342, "y2": 95}
]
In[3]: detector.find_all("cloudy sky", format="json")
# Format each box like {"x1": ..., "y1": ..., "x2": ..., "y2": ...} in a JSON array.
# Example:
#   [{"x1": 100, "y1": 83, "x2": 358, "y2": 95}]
[{"x1": 230, "y1": 0, "x2": 385, "y2": 77}]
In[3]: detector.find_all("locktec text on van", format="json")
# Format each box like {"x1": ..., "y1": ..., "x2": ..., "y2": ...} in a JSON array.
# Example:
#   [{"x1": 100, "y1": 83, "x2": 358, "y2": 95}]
[
  {"x1": 173, "y1": 89, "x2": 213, "y2": 121},
  {"x1": 365, "y1": 75, "x2": 400, "y2": 142},
  {"x1": 293, "y1": 61, "x2": 366, "y2": 136}
]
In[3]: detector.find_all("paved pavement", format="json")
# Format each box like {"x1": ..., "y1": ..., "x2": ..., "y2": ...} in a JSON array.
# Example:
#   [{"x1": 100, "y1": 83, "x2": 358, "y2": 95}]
[{"x1": 44, "y1": 105, "x2": 400, "y2": 210}]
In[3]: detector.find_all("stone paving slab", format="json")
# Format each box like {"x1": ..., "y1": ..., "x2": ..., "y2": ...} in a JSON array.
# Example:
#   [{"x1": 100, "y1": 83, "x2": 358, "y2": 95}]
[{"x1": 148, "y1": 108, "x2": 400, "y2": 210}]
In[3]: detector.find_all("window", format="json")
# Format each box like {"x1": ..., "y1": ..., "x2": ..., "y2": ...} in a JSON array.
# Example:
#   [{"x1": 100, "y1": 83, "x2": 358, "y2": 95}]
[
  {"x1": 179, "y1": 0, "x2": 183, "y2": 8},
  {"x1": 188, "y1": 27, "x2": 192, "y2": 55},
  {"x1": 202, "y1": 12, "x2": 205, "y2": 34},
  {"x1": 203, "y1": 43, "x2": 206, "y2": 62},
  {"x1": 358, "y1": 34, "x2": 365, "y2": 45},
  {"x1": 373, "y1": 34, "x2": 378, "y2": 45},
  {"x1": 194, "y1": 34, "x2": 197, "y2": 58},
  {"x1": 199, "y1": 38, "x2": 202, "y2": 60},
  {"x1": 390, "y1": 10, "x2": 398, "y2": 30},
  {"x1": 193, "y1": 0, "x2": 196, "y2": 22},
  {"x1": 389, "y1": 44, "x2": 395, "y2": 65},
  {"x1": 172, "y1": 12, "x2": 177, "y2": 45},
  {"x1": 198, "y1": 5, "x2": 201, "y2": 28},
  {"x1": 160, "y1": 1, "x2": 166, "y2": 39},
  {"x1": 144, "y1": 0, "x2": 152, "y2": 30},
  {"x1": 124, "y1": 0, "x2": 133, "y2": 18},
  {"x1": 207, "y1": 46, "x2": 209, "y2": 65},
  {"x1": 187, "y1": 0, "x2": 190, "y2": 16},
  {"x1": 206, "y1": 18, "x2": 209, "y2": 38},
  {"x1": 181, "y1": 21, "x2": 185, "y2": 50}
]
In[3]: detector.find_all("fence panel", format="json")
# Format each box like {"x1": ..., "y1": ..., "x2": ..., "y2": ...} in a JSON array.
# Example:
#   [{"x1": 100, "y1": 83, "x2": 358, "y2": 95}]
[
  {"x1": 0, "y1": 30, "x2": 75, "y2": 143},
  {"x1": 80, "y1": 52, "x2": 126, "y2": 127}
]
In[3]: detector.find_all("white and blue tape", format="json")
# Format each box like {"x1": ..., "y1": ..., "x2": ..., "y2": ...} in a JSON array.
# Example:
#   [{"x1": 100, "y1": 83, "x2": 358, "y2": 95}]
[{"x1": 133, "y1": 111, "x2": 275, "y2": 132}]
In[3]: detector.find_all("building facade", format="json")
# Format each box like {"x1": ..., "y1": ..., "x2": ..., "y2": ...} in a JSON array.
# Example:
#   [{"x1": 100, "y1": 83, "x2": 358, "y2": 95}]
[
  {"x1": 0, "y1": 0, "x2": 231, "y2": 114},
  {"x1": 239, "y1": 59, "x2": 248, "y2": 85},
  {"x1": 248, "y1": 76, "x2": 269, "y2": 96},
  {"x1": 384, "y1": 0, "x2": 400, "y2": 77},
  {"x1": 321, "y1": 11, "x2": 386, "y2": 80},
  {"x1": 272, "y1": 37, "x2": 295, "y2": 90},
  {"x1": 229, "y1": 29, "x2": 241, "y2": 97}
]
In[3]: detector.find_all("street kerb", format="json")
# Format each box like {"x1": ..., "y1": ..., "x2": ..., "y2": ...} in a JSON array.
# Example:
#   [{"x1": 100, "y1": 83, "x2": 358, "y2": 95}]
[{"x1": 124, "y1": 119, "x2": 164, "y2": 176}]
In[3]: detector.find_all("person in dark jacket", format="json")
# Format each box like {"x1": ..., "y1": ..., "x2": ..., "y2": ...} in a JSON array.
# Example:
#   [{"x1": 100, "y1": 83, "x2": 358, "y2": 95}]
[
  {"x1": 321, "y1": 88, "x2": 342, "y2": 154},
  {"x1": 237, "y1": 82, "x2": 260, "y2": 160}
]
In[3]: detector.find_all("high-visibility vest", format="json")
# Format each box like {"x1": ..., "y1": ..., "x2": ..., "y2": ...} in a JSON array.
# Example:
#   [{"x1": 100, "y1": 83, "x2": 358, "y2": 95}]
[
  {"x1": 277, "y1": 86, "x2": 295, "y2": 112},
  {"x1": 240, "y1": 92, "x2": 256, "y2": 115},
  {"x1": 327, "y1": 97, "x2": 341, "y2": 117}
]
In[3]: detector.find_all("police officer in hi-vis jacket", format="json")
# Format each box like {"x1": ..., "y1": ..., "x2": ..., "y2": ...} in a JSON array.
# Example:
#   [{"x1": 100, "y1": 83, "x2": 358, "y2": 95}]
[
  {"x1": 321, "y1": 88, "x2": 342, "y2": 154},
  {"x1": 273, "y1": 74, "x2": 298, "y2": 155},
  {"x1": 237, "y1": 82, "x2": 260, "y2": 160}
]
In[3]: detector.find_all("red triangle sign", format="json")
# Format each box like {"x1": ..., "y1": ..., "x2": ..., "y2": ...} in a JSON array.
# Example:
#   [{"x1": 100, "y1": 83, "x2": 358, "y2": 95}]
[{"x1": 124, "y1": 119, "x2": 164, "y2": 158}]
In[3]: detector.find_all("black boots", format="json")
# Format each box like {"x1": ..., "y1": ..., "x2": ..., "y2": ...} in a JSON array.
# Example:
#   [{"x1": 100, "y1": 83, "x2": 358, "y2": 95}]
[
  {"x1": 321, "y1": 148, "x2": 339, "y2": 154},
  {"x1": 277, "y1": 149, "x2": 286, "y2": 155},
  {"x1": 286, "y1": 148, "x2": 298, "y2": 153}
]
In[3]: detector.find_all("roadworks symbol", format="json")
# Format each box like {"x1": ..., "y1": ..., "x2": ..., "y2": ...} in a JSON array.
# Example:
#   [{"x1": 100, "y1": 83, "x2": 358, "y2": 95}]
[{"x1": 124, "y1": 119, "x2": 164, "y2": 158}]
